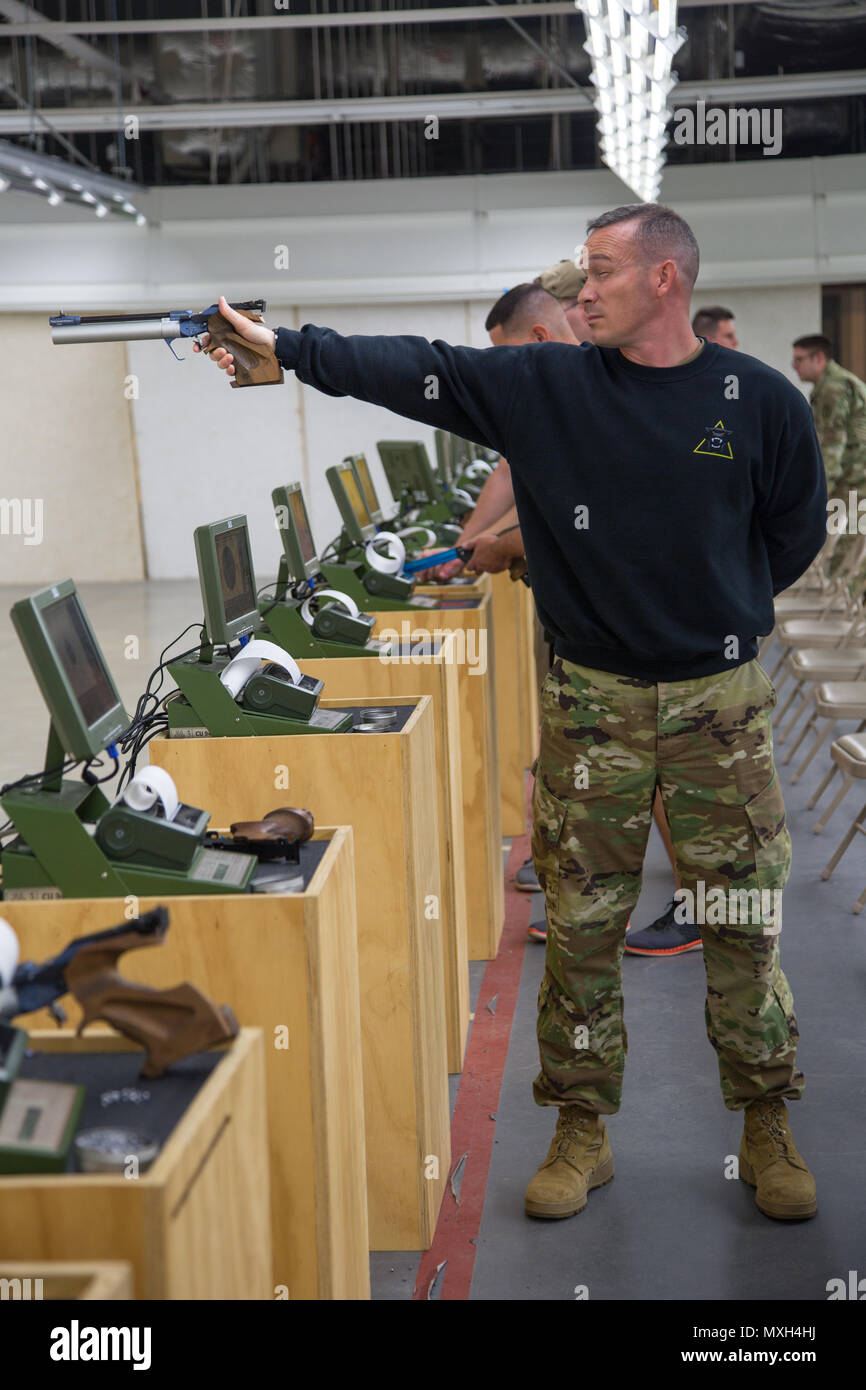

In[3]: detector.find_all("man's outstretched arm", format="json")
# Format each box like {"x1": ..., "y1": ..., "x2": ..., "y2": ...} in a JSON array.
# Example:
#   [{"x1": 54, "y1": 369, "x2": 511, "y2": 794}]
[{"x1": 196, "y1": 296, "x2": 522, "y2": 458}]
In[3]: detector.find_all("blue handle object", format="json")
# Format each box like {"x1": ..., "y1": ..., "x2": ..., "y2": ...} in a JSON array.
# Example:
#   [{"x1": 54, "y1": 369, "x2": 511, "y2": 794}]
[{"x1": 403, "y1": 546, "x2": 470, "y2": 575}]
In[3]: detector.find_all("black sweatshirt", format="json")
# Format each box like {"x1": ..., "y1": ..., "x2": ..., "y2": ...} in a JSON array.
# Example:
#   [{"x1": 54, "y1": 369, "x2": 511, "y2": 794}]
[{"x1": 274, "y1": 326, "x2": 827, "y2": 681}]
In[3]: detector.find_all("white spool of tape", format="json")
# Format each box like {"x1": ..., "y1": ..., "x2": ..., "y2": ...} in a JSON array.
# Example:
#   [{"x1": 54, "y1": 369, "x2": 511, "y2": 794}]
[
  {"x1": 395, "y1": 525, "x2": 438, "y2": 549},
  {"x1": 450, "y1": 487, "x2": 473, "y2": 509},
  {"x1": 220, "y1": 638, "x2": 302, "y2": 698},
  {"x1": 465, "y1": 461, "x2": 492, "y2": 479},
  {"x1": 121, "y1": 765, "x2": 180, "y2": 822},
  {"x1": 0, "y1": 917, "x2": 20, "y2": 989},
  {"x1": 299, "y1": 588, "x2": 360, "y2": 626},
  {"x1": 365, "y1": 531, "x2": 406, "y2": 575}
]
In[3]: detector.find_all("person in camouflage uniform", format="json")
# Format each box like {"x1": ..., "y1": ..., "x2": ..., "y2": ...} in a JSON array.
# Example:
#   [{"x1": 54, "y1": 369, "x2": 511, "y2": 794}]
[
  {"x1": 197, "y1": 204, "x2": 825, "y2": 1228},
  {"x1": 532, "y1": 658, "x2": 799, "y2": 1117},
  {"x1": 793, "y1": 335, "x2": 866, "y2": 590},
  {"x1": 793, "y1": 335, "x2": 866, "y2": 496}
]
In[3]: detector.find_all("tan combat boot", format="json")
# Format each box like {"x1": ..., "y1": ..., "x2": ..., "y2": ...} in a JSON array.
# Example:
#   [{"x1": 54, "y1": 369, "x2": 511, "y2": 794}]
[
  {"x1": 525, "y1": 1105, "x2": 614, "y2": 1219},
  {"x1": 739, "y1": 1097, "x2": 817, "y2": 1220}
]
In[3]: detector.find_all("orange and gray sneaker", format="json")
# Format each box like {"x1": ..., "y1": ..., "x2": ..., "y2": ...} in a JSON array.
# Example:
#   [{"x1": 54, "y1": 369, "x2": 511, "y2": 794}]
[
  {"x1": 529, "y1": 911, "x2": 630, "y2": 943},
  {"x1": 525, "y1": 1105, "x2": 614, "y2": 1218},
  {"x1": 624, "y1": 897, "x2": 701, "y2": 955},
  {"x1": 527, "y1": 911, "x2": 547, "y2": 942},
  {"x1": 739, "y1": 1097, "x2": 817, "y2": 1220}
]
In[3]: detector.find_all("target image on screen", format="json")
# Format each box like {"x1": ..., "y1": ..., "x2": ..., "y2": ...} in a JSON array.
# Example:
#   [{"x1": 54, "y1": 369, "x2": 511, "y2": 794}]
[
  {"x1": 289, "y1": 490, "x2": 316, "y2": 565},
  {"x1": 42, "y1": 593, "x2": 120, "y2": 729},
  {"x1": 216, "y1": 526, "x2": 256, "y2": 624},
  {"x1": 353, "y1": 457, "x2": 380, "y2": 518},
  {"x1": 341, "y1": 466, "x2": 374, "y2": 529}
]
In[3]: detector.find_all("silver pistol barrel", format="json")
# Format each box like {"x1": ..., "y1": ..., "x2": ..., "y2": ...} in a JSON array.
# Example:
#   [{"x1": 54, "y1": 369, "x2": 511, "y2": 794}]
[{"x1": 51, "y1": 316, "x2": 183, "y2": 345}]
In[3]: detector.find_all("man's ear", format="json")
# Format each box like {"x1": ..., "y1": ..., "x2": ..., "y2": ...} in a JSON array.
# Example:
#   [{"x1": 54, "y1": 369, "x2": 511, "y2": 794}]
[
  {"x1": 530, "y1": 323, "x2": 551, "y2": 341},
  {"x1": 655, "y1": 259, "x2": 678, "y2": 298}
]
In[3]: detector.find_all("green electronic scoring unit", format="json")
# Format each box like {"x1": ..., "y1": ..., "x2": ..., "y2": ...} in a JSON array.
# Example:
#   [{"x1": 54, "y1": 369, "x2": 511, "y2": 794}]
[
  {"x1": 342, "y1": 454, "x2": 461, "y2": 549},
  {"x1": 322, "y1": 460, "x2": 460, "y2": 606},
  {"x1": 165, "y1": 514, "x2": 355, "y2": 736},
  {"x1": 265, "y1": 482, "x2": 383, "y2": 655},
  {"x1": 0, "y1": 579, "x2": 258, "y2": 899},
  {"x1": 376, "y1": 440, "x2": 474, "y2": 531},
  {"x1": 324, "y1": 462, "x2": 415, "y2": 604},
  {"x1": 270, "y1": 479, "x2": 441, "y2": 614}
]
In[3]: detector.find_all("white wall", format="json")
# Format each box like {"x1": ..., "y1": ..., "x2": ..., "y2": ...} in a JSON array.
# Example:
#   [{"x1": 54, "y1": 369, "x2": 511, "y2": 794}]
[
  {"x1": 0, "y1": 154, "x2": 860, "y2": 581},
  {"x1": 689, "y1": 284, "x2": 821, "y2": 397},
  {"x1": 128, "y1": 301, "x2": 468, "y2": 580},
  {"x1": 0, "y1": 315, "x2": 144, "y2": 584}
]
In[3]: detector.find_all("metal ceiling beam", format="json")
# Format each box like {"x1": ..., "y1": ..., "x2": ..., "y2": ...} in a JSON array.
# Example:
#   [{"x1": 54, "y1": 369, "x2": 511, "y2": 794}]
[
  {"x1": 0, "y1": 0, "x2": 757, "y2": 38},
  {"x1": 0, "y1": 0, "x2": 146, "y2": 90},
  {"x1": 0, "y1": 91, "x2": 592, "y2": 133},
  {"x1": 0, "y1": 70, "x2": 861, "y2": 134}
]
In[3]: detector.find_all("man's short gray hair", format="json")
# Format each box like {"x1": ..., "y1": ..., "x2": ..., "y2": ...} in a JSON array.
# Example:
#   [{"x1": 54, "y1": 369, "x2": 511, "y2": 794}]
[{"x1": 586, "y1": 204, "x2": 700, "y2": 290}]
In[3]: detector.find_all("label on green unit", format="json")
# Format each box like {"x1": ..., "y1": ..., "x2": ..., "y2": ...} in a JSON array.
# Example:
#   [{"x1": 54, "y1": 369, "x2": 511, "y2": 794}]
[
  {"x1": 3, "y1": 886, "x2": 63, "y2": 901},
  {"x1": 189, "y1": 847, "x2": 255, "y2": 886}
]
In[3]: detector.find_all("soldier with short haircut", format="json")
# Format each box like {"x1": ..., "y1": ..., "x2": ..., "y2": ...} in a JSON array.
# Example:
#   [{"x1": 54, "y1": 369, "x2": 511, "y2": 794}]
[
  {"x1": 793, "y1": 334, "x2": 866, "y2": 587},
  {"x1": 197, "y1": 203, "x2": 827, "y2": 1227},
  {"x1": 692, "y1": 305, "x2": 739, "y2": 350},
  {"x1": 792, "y1": 334, "x2": 866, "y2": 497}
]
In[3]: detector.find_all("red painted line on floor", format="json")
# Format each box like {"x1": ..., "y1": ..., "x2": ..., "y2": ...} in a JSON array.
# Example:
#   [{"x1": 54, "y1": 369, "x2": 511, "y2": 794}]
[{"x1": 413, "y1": 805, "x2": 536, "y2": 1301}]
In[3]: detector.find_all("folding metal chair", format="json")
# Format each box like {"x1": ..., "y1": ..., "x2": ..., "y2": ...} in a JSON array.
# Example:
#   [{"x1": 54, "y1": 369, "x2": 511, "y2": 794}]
[
  {"x1": 818, "y1": 733, "x2": 866, "y2": 913},
  {"x1": 785, "y1": 682, "x2": 866, "y2": 783}
]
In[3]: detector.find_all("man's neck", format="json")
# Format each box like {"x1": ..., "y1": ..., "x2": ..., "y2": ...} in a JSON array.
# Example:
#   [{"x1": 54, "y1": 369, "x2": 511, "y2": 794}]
[{"x1": 619, "y1": 326, "x2": 704, "y2": 369}]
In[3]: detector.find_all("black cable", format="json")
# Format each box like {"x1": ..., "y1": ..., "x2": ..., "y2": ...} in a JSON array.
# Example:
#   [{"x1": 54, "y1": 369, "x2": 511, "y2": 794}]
[
  {"x1": 316, "y1": 531, "x2": 358, "y2": 564},
  {"x1": 82, "y1": 751, "x2": 120, "y2": 786},
  {"x1": 120, "y1": 623, "x2": 204, "y2": 735},
  {"x1": 115, "y1": 629, "x2": 203, "y2": 760},
  {"x1": 0, "y1": 755, "x2": 82, "y2": 798},
  {"x1": 117, "y1": 718, "x2": 170, "y2": 792},
  {"x1": 109, "y1": 621, "x2": 207, "y2": 793}
]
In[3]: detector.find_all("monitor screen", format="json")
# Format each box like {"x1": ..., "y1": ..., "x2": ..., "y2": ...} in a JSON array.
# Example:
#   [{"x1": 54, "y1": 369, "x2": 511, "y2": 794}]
[
  {"x1": 216, "y1": 525, "x2": 256, "y2": 624},
  {"x1": 289, "y1": 489, "x2": 316, "y2": 564},
  {"x1": 42, "y1": 592, "x2": 119, "y2": 729},
  {"x1": 341, "y1": 466, "x2": 374, "y2": 529},
  {"x1": 377, "y1": 441, "x2": 442, "y2": 504},
  {"x1": 354, "y1": 457, "x2": 379, "y2": 516}
]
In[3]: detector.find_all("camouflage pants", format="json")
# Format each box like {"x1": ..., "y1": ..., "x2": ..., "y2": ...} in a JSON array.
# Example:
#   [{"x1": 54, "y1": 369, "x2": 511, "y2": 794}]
[
  {"x1": 826, "y1": 496, "x2": 866, "y2": 597},
  {"x1": 531, "y1": 657, "x2": 804, "y2": 1114}
]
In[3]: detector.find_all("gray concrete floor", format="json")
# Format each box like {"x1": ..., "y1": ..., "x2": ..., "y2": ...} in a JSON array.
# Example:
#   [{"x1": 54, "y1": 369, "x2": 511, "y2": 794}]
[
  {"x1": 1, "y1": 591, "x2": 863, "y2": 1301},
  {"x1": 372, "y1": 636, "x2": 866, "y2": 1301}
]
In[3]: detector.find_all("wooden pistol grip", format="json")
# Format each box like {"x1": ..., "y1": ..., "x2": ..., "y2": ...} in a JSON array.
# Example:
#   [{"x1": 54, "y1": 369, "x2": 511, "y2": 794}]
[{"x1": 206, "y1": 309, "x2": 284, "y2": 388}]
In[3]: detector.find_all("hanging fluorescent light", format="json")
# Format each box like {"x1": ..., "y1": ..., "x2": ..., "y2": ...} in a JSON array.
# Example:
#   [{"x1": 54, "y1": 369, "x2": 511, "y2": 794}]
[
  {"x1": 576, "y1": 0, "x2": 686, "y2": 203},
  {"x1": 0, "y1": 139, "x2": 148, "y2": 224}
]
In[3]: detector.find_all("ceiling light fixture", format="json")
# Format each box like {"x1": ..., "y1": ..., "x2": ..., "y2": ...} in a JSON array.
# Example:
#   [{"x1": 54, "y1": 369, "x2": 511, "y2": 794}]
[
  {"x1": 575, "y1": 0, "x2": 686, "y2": 203},
  {"x1": 0, "y1": 139, "x2": 148, "y2": 224}
]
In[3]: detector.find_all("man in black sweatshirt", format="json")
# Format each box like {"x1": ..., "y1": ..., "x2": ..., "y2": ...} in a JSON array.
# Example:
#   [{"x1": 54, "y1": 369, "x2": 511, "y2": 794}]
[{"x1": 197, "y1": 202, "x2": 826, "y2": 1225}]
